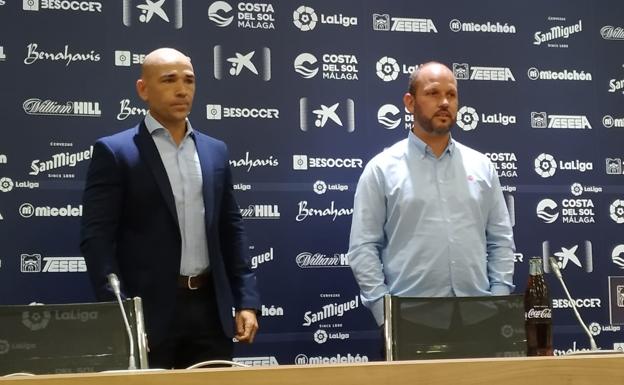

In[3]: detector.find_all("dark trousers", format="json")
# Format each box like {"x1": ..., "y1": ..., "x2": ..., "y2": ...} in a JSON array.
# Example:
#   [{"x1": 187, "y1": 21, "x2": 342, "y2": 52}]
[{"x1": 148, "y1": 281, "x2": 233, "y2": 369}]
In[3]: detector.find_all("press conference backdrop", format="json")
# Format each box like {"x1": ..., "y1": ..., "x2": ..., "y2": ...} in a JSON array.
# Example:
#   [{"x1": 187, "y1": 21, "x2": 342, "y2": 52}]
[{"x1": 0, "y1": 0, "x2": 623, "y2": 369}]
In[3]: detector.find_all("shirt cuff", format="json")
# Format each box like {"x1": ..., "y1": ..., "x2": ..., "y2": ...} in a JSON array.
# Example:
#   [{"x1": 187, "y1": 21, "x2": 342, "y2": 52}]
[
  {"x1": 370, "y1": 298, "x2": 385, "y2": 326},
  {"x1": 490, "y1": 284, "x2": 511, "y2": 296}
]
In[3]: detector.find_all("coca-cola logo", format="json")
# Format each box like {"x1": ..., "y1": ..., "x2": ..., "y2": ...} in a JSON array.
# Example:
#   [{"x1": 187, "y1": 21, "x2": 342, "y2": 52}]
[{"x1": 526, "y1": 307, "x2": 552, "y2": 319}]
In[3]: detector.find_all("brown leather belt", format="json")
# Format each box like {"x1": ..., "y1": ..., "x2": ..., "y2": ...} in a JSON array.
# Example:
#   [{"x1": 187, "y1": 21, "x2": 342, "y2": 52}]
[{"x1": 177, "y1": 273, "x2": 210, "y2": 290}]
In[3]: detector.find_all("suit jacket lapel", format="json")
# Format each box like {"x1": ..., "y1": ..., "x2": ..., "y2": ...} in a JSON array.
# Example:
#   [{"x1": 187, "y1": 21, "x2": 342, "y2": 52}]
[
  {"x1": 135, "y1": 122, "x2": 180, "y2": 228},
  {"x1": 192, "y1": 132, "x2": 215, "y2": 230}
]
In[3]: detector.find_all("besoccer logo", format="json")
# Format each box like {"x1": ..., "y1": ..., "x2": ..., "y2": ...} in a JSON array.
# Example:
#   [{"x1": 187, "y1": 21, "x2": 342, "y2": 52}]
[
  {"x1": 0, "y1": 177, "x2": 13, "y2": 192},
  {"x1": 314, "y1": 329, "x2": 328, "y2": 344},
  {"x1": 293, "y1": 5, "x2": 317, "y2": 31},
  {"x1": 208, "y1": 1, "x2": 233, "y2": 27},
  {"x1": 377, "y1": 104, "x2": 401, "y2": 129},
  {"x1": 22, "y1": 310, "x2": 51, "y2": 331},
  {"x1": 534, "y1": 153, "x2": 557, "y2": 178},
  {"x1": 294, "y1": 53, "x2": 319, "y2": 78},
  {"x1": 457, "y1": 106, "x2": 479, "y2": 131},
  {"x1": 376, "y1": 56, "x2": 400, "y2": 81},
  {"x1": 610, "y1": 199, "x2": 624, "y2": 224},
  {"x1": 313, "y1": 180, "x2": 327, "y2": 195}
]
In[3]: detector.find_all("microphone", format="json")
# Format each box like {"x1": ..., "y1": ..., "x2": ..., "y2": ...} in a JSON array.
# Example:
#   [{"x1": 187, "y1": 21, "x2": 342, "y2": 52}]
[
  {"x1": 107, "y1": 273, "x2": 137, "y2": 370},
  {"x1": 547, "y1": 257, "x2": 598, "y2": 351}
]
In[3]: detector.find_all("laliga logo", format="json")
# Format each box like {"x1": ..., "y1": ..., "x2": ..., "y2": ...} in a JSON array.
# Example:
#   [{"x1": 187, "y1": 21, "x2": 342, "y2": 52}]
[
  {"x1": 294, "y1": 53, "x2": 319, "y2": 78},
  {"x1": 571, "y1": 183, "x2": 583, "y2": 196},
  {"x1": 610, "y1": 199, "x2": 624, "y2": 223},
  {"x1": 293, "y1": 5, "x2": 317, "y2": 31},
  {"x1": 22, "y1": 310, "x2": 51, "y2": 331},
  {"x1": 208, "y1": 1, "x2": 233, "y2": 27},
  {"x1": 313, "y1": 180, "x2": 327, "y2": 194},
  {"x1": 536, "y1": 199, "x2": 559, "y2": 223},
  {"x1": 376, "y1": 56, "x2": 400, "y2": 81},
  {"x1": 314, "y1": 329, "x2": 328, "y2": 344},
  {"x1": 0, "y1": 177, "x2": 14, "y2": 192},
  {"x1": 612, "y1": 244, "x2": 624, "y2": 269},
  {"x1": 377, "y1": 104, "x2": 401, "y2": 129},
  {"x1": 589, "y1": 322, "x2": 601, "y2": 336},
  {"x1": 534, "y1": 153, "x2": 557, "y2": 178},
  {"x1": 457, "y1": 106, "x2": 479, "y2": 131}
]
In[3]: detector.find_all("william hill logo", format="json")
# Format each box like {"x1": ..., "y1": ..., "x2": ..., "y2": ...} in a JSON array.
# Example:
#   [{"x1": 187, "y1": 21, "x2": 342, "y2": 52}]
[
  {"x1": 240, "y1": 204, "x2": 280, "y2": 219},
  {"x1": 23, "y1": 98, "x2": 101, "y2": 117}
]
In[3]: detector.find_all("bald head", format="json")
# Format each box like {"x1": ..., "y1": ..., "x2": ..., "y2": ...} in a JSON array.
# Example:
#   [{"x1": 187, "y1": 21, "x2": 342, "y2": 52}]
[
  {"x1": 141, "y1": 48, "x2": 193, "y2": 79},
  {"x1": 136, "y1": 47, "x2": 196, "y2": 131},
  {"x1": 407, "y1": 62, "x2": 456, "y2": 95}
]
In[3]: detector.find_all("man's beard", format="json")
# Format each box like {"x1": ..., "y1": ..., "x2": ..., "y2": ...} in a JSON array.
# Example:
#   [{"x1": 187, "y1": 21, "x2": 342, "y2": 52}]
[{"x1": 414, "y1": 106, "x2": 455, "y2": 136}]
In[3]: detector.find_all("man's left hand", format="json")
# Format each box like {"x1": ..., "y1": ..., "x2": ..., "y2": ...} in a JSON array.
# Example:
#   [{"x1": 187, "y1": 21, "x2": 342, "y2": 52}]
[{"x1": 234, "y1": 309, "x2": 258, "y2": 343}]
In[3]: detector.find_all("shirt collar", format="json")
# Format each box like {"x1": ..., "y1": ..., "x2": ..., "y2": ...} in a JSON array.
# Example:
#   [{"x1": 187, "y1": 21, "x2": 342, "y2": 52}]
[
  {"x1": 408, "y1": 130, "x2": 455, "y2": 159},
  {"x1": 144, "y1": 111, "x2": 195, "y2": 140}
]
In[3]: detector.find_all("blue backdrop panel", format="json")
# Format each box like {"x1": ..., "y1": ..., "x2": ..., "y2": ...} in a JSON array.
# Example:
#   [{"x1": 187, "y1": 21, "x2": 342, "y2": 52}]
[{"x1": 0, "y1": 0, "x2": 623, "y2": 364}]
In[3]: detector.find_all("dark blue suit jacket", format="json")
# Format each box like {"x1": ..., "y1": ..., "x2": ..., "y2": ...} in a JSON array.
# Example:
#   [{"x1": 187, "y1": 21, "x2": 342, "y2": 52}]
[{"x1": 80, "y1": 121, "x2": 260, "y2": 345}]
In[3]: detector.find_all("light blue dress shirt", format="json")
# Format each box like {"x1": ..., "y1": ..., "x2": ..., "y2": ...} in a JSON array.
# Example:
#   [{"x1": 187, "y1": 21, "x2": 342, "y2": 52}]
[
  {"x1": 347, "y1": 131, "x2": 515, "y2": 325},
  {"x1": 144, "y1": 112, "x2": 210, "y2": 276}
]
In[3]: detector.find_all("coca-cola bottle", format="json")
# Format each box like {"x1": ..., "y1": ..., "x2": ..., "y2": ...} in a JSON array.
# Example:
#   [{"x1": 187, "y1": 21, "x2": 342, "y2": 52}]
[{"x1": 524, "y1": 257, "x2": 553, "y2": 356}]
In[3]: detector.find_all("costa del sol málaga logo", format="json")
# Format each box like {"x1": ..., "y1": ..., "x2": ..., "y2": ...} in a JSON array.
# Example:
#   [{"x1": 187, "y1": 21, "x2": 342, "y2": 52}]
[{"x1": 208, "y1": 1, "x2": 234, "y2": 27}]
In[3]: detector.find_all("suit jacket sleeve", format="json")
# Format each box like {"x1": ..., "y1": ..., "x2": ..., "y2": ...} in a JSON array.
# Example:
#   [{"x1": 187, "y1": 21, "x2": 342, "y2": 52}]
[
  {"x1": 217, "y1": 145, "x2": 261, "y2": 311},
  {"x1": 80, "y1": 139, "x2": 124, "y2": 301}
]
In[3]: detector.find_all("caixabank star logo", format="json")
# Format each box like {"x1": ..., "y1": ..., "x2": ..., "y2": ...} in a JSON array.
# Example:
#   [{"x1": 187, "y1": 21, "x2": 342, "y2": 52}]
[
  {"x1": 213, "y1": 45, "x2": 271, "y2": 81},
  {"x1": 122, "y1": 0, "x2": 183, "y2": 29}
]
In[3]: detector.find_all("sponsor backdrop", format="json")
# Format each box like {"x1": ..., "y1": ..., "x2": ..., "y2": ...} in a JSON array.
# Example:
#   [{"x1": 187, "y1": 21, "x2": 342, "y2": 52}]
[{"x1": 0, "y1": 0, "x2": 623, "y2": 367}]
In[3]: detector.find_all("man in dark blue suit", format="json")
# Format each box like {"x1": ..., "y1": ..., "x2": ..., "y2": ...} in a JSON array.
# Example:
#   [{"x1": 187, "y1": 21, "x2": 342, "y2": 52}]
[{"x1": 80, "y1": 48, "x2": 260, "y2": 369}]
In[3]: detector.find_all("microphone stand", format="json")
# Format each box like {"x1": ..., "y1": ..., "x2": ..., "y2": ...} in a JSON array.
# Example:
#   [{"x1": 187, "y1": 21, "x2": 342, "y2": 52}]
[
  {"x1": 108, "y1": 274, "x2": 137, "y2": 370},
  {"x1": 548, "y1": 257, "x2": 598, "y2": 352}
]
